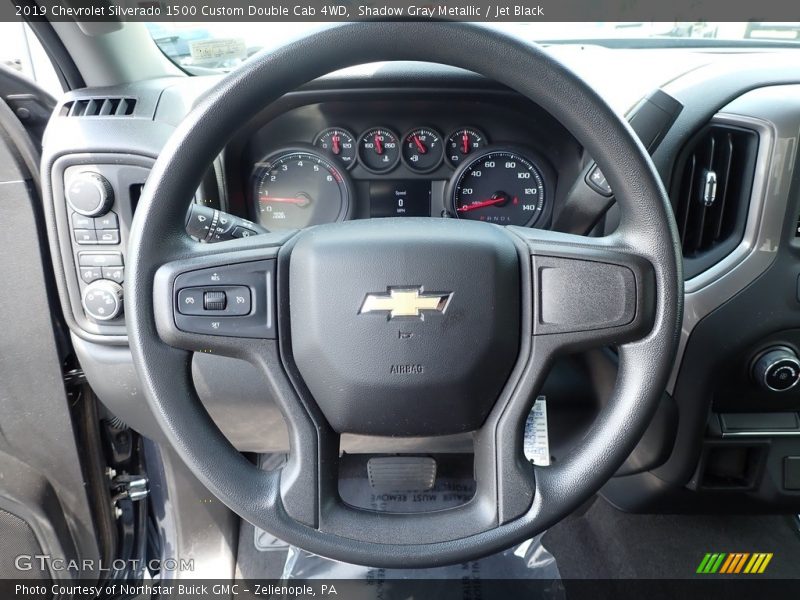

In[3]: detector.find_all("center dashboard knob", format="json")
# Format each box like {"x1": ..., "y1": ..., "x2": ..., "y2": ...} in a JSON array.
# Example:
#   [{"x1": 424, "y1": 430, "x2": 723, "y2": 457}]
[
  {"x1": 752, "y1": 346, "x2": 800, "y2": 392},
  {"x1": 82, "y1": 280, "x2": 123, "y2": 321},
  {"x1": 66, "y1": 172, "x2": 114, "y2": 217}
]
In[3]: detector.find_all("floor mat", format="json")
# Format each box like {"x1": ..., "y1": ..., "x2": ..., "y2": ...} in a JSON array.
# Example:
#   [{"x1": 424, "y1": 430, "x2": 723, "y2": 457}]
[
  {"x1": 542, "y1": 497, "x2": 800, "y2": 579},
  {"x1": 235, "y1": 457, "x2": 800, "y2": 581}
]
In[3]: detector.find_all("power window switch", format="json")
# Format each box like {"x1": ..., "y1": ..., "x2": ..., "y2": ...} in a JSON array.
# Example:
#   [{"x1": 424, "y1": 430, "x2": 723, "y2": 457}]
[
  {"x1": 79, "y1": 267, "x2": 103, "y2": 283},
  {"x1": 203, "y1": 291, "x2": 227, "y2": 311},
  {"x1": 74, "y1": 229, "x2": 97, "y2": 244}
]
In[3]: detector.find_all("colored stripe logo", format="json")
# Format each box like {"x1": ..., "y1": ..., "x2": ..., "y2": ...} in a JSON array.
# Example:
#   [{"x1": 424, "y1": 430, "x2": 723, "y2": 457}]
[{"x1": 696, "y1": 553, "x2": 773, "y2": 574}]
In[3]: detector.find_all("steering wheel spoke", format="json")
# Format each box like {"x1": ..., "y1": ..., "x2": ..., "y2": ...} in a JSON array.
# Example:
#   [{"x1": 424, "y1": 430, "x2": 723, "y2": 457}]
[{"x1": 515, "y1": 227, "x2": 656, "y2": 351}]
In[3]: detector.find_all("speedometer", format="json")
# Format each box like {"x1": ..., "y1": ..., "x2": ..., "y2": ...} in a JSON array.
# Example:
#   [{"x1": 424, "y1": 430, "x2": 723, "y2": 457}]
[
  {"x1": 448, "y1": 148, "x2": 547, "y2": 227},
  {"x1": 253, "y1": 147, "x2": 352, "y2": 230}
]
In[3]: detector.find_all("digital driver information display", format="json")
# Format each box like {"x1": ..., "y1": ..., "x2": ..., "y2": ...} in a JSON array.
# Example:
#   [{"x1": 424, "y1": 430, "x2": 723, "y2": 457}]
[{"x1": 369, "y1": 180, "x2": 431, "y2": 218}]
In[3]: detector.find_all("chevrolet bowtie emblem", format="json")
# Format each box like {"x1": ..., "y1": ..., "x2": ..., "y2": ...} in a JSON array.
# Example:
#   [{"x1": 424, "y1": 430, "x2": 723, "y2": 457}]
[{"x1": 359, "y1": 287, "x2": 452, "y2": 319}]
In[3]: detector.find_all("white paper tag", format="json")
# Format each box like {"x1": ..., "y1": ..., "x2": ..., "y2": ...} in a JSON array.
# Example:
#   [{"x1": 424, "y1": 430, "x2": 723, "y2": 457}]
[
  {"x1": 189, "y1": 38, "x2": 247, "y2": 61},
  {"x1": 523, "y1": 396, "x2": 550, "y2": 466}
]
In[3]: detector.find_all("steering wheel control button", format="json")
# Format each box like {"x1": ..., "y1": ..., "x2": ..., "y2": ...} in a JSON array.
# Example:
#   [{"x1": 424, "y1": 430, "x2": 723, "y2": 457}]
[
  {"x1": 101, "y1": 266, "x2": 124, "y2": 283},
  {"x1": 585, "y1": 163, "x2": 613, "y2": 196},
  {"x1": 177, "y1": 286, "x2": 251, "y2": 316},
  {"x1": 223, "y1": 287, "x2": 251, "y2": 316},
  {"x1": 753, "y1": 347, "x2": 800, "y2": 392},
  {"x1": 185, "y1": 204, "x2": 268, "y2": 242},
  {"x1": 78, "y1": 252, "x2": 123, "y2": 267},
  {"x1": 74, "y1": 229, "x2": 97, "y2": 244},
  {"x1": 79, "y1": 267, "x2": 103, "y2": 283},
  {"x1": 94, "y1": 212, "x2": 119, "y2": 229},
  {"x1": 173, "y1": 262, "x2": 272, "y2": 337},
  {"x1": 177, "y1": 288, "x2": 206, "y2": 315},
  {"x1": 82, "y1": 280, "x2": 123, "y2": 321},
  {"x1": 66, "y1": 172, "x2": 114, "y2": 217},
  {"x1": 231, "y1": 226, "x2": 257, "y2": 238},
  {"x1": 203, "y1": 291, "x2": 227, "y2": 311}
]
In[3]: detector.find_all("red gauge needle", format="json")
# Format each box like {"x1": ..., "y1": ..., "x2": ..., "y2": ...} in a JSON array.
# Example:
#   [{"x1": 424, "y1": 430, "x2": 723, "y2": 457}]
[
  {"x1": 457, "y1": 195, "x2": 511, "y2": 213},
  {"x1": 373, "y1": 134, "x2": 384, "y2": 155},
  {"x1": 461, "y1": 132, "x2": 470, "y2": 154},
  {"x1": 412, "y1": 135, "x2": 428, "y2": 154},
  {"x1": 259, "y1": 195, "x2": 310, "y2": 206},
  {"x1": 331, "y1": 134, "x2": 341, "y2": 155}
]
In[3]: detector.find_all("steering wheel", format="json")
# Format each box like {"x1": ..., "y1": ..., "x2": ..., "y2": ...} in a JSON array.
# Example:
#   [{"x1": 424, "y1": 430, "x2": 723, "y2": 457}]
[{"x1": 127, "y1": 22, "x2": 682, "y2": 568}]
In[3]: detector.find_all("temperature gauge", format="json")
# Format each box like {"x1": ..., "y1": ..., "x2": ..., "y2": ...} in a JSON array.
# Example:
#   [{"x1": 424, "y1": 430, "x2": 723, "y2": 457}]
[
  {"x1": 446, "y1": 127, "x2": 488, "y2": 167},
  {"x1": 314, "y1": 127, "x2": 357, "y2": 169},
  {"x1": 401, "y1": 127, "x2": 444, "y2": 173},
  {"x1": 357, "y1": 127, "x2": 400, "y2": 173}
]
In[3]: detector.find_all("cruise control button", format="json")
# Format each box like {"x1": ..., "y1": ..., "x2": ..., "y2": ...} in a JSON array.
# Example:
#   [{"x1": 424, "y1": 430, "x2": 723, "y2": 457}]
[
  {"x1": 102, "y1": 266, "x2": 124, "y2": 283},
  {"x1": 79, "y1": 267, "x2": 103, "y2": 283},
  {"x1": 78, "y1": 252, "x2": 123, "y2": 267},
  {"x1": 220, "y1": 286, "x2": 250, "y2": 316},
  {"x1": 94, "y1": 212, "x2": 119, "y2": 229},
  {"x1": 173, "y1": 261, "x2": 274, "y2": 339},
  {"x1": 204, "y1": 291, "x2": 227, "y2": 311},
  {"x1": 74, "y1": 229, "x2": 97, "y2": 244},
  {"x1": 177, "y1": 288, "x2": 206, "y2": 315},
  {"x1": 96, "y1": 229, "x2": 120, "y2": 244},
  {"x1": 72, "y1": 213, "x2": 94, "y2": 229}
]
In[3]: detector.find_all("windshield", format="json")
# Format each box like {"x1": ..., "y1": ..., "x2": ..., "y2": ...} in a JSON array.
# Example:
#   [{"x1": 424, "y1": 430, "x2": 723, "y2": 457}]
[{"x1": 147, "y1": 22, "x2": 800, "y2": 71}]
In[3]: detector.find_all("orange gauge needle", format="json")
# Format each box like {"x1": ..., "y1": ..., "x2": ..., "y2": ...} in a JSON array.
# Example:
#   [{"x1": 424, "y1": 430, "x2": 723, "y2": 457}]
[{"x1": 457, "y1": 195, "x2": 510, "y2": 213}]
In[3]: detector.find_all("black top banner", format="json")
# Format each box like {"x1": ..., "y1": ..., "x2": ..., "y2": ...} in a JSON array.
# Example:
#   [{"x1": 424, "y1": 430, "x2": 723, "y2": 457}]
[{"x1": 7, "y1": 0, "x2": 800, "y2": 23}]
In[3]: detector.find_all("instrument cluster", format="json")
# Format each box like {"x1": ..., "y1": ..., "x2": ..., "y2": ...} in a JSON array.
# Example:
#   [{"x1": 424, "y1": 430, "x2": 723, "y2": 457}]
[{"x1": 251, "y1": 123, "x2": 555, "y2": 231}]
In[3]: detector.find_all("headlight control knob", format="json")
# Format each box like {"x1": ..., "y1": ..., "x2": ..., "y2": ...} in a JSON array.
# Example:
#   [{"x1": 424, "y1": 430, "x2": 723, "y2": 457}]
[
  {"x1": 82, "y1": 280, "x2": 123, "y2": 321},
  {"x1": 752, "y1": 346, "x2": 800, "y2": 392},
  {"x1": 66, "y1": 172, "x2": 114, "y2": 216}
]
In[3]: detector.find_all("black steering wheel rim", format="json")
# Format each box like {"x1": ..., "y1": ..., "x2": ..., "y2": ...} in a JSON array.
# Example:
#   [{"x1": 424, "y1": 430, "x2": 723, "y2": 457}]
[{"x1": 127, "y1": 22, "x2": 682, "y2": 567}]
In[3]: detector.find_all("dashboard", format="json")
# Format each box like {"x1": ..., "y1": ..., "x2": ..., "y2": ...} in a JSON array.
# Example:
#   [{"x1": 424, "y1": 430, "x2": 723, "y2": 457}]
[
  {"x1": 39, "y1": 51, "x2": 800, "y2": 519},
  {"x1": 225, "y1": 93, "x2": 580, "y2": 232}
]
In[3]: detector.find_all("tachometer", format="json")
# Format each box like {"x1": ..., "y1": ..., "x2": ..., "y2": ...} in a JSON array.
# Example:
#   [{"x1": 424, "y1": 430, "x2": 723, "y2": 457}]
[
  {"x1": 448, "y1": 148, "x2": 546, "y2": 227},
  {"x1": 253, "y1": 148, "x2": 352, "y2": 230}
]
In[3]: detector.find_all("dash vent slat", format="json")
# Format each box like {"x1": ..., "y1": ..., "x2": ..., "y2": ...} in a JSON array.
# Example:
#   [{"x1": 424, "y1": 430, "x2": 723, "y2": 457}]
[
  {"x1": 671, "y1": 122, "x2": 758, "y2": 279},
  {"x1": 59, "y1": 97, "x2": 137, "y2": 118}
]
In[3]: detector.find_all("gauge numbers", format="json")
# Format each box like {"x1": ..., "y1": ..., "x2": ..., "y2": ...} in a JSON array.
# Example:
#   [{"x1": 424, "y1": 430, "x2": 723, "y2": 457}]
[
  {"x1": 314, "y1": 127, "x2": 357, "y2": 169},
  {"x1": 357, "y1": 127, "x2": 400, "y2": 173},
  {"x1": 450, "y1": 148, "x2": 546, "y2": 227},
  {"x1": 254, "y1": 149, "x2": 351, "y2": 230}
]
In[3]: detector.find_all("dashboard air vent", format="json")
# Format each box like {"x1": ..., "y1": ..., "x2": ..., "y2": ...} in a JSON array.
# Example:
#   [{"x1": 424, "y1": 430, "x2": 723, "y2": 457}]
[
  {"x1": 59, "y1": 97, "x2": 137, "y2": 118},
  {"x1": 671, "y1": 122, "x2": 758, "y2": 278}
]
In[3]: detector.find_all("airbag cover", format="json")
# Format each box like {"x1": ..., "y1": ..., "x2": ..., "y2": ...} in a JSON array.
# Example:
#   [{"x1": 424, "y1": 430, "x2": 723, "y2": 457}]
[{"x1": 289, "y1": 218, "x2": 520, "y2": 436}]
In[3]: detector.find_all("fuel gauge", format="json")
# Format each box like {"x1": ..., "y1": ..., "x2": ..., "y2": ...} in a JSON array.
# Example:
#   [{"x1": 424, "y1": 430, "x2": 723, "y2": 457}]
[{"x1": 402, "y1": 127, "x2": 444, "y2": 173}]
